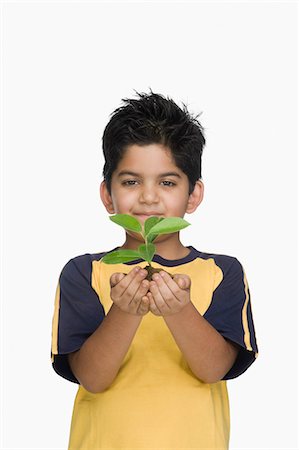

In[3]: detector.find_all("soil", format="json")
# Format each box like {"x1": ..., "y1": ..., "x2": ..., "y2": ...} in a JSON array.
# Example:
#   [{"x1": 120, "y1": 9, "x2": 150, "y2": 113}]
[
  {"x1": 122, "y1": 266, "x2": 173, "y2": 281},
  {"x1": 144, "y1": 265, "x2": 173, "y2": 281}
]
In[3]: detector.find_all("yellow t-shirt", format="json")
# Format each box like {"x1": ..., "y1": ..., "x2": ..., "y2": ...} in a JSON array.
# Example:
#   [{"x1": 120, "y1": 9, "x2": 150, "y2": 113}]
[{"x1": 51, "y1": 246, "x2": 258, "y2": 449}]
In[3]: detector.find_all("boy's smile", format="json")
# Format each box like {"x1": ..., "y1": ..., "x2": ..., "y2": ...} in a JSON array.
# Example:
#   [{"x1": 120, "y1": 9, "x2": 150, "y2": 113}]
[{"x1": 100, "y1": 143, "x2": 204, "y2": 258}]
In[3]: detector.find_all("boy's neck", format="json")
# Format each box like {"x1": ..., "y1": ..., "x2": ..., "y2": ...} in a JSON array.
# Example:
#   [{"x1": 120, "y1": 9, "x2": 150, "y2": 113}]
[{"x1": 119, "y1": 234, "x2": 191, "y2": 261}]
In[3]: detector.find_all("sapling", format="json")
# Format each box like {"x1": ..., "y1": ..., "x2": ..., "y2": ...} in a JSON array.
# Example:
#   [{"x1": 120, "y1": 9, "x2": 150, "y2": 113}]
[{"x1": 101, "y1": 214, "x2": 191, "y2": 280}]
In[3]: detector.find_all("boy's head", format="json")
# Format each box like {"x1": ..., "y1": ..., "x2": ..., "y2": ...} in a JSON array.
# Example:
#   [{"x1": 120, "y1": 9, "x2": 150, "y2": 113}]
[{"x1": 102, "y1": 89, "x2": 205, "y2": 196}]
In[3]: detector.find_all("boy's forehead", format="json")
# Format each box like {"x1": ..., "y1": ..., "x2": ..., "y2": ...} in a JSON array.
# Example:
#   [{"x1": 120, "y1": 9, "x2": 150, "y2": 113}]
[{"x1": 114, "y1": 143, "x2": 183, "y2": 175}]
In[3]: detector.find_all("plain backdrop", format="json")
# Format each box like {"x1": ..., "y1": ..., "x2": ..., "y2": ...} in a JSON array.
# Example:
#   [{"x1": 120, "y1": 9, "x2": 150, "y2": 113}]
[{"x1": 1, "y1": 1, "x2": 298, "y2": 449}]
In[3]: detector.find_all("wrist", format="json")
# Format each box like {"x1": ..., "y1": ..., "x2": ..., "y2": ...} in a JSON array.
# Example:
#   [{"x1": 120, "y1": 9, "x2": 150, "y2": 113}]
[
  {"x1": 163, "y1": 300, "x2": 193, "y2": 321},
  {"x1": 109, "y1": 302, "x2": 144, "y2": 321}
]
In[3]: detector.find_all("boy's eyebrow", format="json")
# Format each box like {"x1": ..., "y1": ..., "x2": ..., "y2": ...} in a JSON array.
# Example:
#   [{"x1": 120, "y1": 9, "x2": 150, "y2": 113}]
[{"x1": 117, "y1": 171, "x2": 182, "y2": 178}]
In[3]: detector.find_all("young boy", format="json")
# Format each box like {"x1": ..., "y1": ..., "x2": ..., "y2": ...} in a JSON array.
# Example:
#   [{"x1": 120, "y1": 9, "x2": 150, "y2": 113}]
[{"x1": 51, "y1": 90, "x2": 258, "y2": 450}]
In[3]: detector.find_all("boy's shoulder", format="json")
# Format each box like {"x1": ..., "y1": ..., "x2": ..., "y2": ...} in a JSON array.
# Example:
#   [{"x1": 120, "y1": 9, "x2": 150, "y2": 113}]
[
  {"x1": 58, "y1": 250, "x2": 112, "y2": 279},
  {"x1": 194, "y1": 248, "x2": 237, "y2": 262},
  {"x1": 190, "y1": 248, "x2": 243, "y2": 277},
  {"x1": 67, "y1": 250, "x2": 110, "y2": 264},
  {"x1": 194, "y1": 248, "x2": 240, "y2": 265},
  {"x1": 61, "y1": 248, "x2": 118, "y2": 268}
]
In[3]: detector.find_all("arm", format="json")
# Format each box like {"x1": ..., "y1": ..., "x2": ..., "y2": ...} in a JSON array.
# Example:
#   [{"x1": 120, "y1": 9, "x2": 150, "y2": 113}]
[
  {"x1": 68, "y1": 304, "x2": 143, "y2": 393},
  {"x1": 163, "y1": 302, "x2": 239, "y2": 383},
  {"x1": 147, "y1": 271, "x2": 239, "y2": 383},
  {"x1": 68, "y1": 267, "x2": 150, "y2": 393}
]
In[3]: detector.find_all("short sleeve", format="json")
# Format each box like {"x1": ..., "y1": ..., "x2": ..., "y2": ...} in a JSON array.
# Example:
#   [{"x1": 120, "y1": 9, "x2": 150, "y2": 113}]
[
  {"x1": 203, "y1": 257, "x2": 258, "y2": 380},
  {"x1": 51, "y1": 255, "x2": 105, "y2": 383}
]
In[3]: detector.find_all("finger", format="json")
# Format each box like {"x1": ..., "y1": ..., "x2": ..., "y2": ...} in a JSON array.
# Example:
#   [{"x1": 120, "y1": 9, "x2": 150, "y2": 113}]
[
  {"x1": 151, "y1": 273, "x2": 180, "y2": 306},
  {"x1": 137, "y1": 295, "x2": 150, "y2": 315},
  {"x1": 149, "y1": 279, "x2": 171, "y2": 313},
  {"x1": 147, "y1": 292, "x2": 161, "y2": 316},
  {"x1": 173, "y1": 277, "x2": 186, "y2": 289},
  {"x1": 123, "y1": 269, "x2": 149, "y2": 301},
  {"x1": 171, "y1": 273, "x2": 191, "y2": 291},
  {"x1": 129, "y1": 278, "x2": 150, "y2": 308},
  {"x1": 110, "y1": 266, "x2": 142, "y2": 295},
  {"x1": 110, "y1": 272, "x2": 126, "y2": 288}
]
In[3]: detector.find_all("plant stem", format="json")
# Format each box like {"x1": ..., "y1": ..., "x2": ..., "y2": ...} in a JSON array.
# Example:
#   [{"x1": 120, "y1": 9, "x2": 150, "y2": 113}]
[{"x1": 144, "y1": 237, "x2": 152, "y2": 267}]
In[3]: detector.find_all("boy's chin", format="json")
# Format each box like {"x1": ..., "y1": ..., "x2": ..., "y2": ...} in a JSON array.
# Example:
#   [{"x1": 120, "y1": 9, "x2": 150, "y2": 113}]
[
  {"x1": 126, "y1": 231, "x2": 171, "y2": 244},
  {"x1": 126, "y1": 231, "x2": 146, "y2": 242}
]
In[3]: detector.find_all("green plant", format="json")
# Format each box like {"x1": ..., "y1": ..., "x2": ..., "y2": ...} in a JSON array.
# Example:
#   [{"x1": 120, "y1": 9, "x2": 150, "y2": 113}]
[{"x1": 101, "y1": 214, "x2": 190, "y2": 280}]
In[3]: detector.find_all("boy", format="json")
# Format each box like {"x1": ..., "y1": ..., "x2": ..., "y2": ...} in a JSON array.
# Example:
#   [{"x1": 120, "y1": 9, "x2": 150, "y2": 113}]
[{"x1": 51, "y1": 90, "x2": 258, "y2": 449}]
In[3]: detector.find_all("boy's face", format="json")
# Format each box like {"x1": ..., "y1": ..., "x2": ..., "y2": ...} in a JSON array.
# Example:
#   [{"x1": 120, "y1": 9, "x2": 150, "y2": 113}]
[{"x1": 100, "y1": 143, "x2": 204, "y2": 242}]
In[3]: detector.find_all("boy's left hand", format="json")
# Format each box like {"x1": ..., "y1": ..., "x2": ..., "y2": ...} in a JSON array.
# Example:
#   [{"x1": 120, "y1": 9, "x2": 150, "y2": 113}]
[{"x1": 147, "y1": 271, "x2": 191, "y2": 316}]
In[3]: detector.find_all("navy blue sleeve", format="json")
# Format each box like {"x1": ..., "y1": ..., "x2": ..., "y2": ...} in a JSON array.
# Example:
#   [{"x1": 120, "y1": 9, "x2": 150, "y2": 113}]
[
  {"x1": 51, "y1": 255, "x2": 105, "y2": 383},
  {"x1": 203, "y1": 257, "x2": 258, "y2": 380}
]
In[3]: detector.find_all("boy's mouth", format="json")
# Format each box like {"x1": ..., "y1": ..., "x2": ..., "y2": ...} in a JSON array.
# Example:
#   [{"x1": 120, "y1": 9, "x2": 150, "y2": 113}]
[
  {"x1": 135, "y1": 212, "x2": 162, "y2": 217},
  {"x1": 135, "y1": 213, "x2": 163, "y2": 220}
]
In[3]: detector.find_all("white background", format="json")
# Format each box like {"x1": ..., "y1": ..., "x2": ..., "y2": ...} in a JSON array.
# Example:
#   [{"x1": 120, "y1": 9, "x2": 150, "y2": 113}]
[{"x1": 1, "y1": 1, "x2": 298, "y2": 449}]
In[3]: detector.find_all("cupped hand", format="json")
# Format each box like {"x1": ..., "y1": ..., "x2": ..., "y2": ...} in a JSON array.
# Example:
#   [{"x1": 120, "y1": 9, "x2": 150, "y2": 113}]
[
  {"x1": 110, "y1": 267, "x2": 151, "y2": 316},
  {"x1": 146, "y1": 272, "x2": 191, "y2": 316}
]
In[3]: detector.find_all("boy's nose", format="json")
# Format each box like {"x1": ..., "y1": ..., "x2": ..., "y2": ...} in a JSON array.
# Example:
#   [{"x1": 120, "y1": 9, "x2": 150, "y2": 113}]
[{"x1": 139, "y1": 187, "x2": 159, "y2": 204}]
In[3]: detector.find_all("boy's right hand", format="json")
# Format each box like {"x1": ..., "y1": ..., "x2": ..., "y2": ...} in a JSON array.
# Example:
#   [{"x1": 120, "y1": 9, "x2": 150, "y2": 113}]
[{"x1": 109, "y1": 267, "x2": 150, "y2": 316}]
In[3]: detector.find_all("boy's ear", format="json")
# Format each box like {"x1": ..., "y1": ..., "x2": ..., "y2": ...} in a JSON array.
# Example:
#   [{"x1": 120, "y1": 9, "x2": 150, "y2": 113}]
[
  {"x1": 100, "y1": 180, "x2": 115, "y2": 214},
  {"x1": 186, "y1": 180, "x2": 204, "y2": 214}
]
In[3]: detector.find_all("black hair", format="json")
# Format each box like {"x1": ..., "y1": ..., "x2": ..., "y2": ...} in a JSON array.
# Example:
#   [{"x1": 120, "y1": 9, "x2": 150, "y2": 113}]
[{"x1": 102, "y1": 89, "x2": 205, "y2": 195}]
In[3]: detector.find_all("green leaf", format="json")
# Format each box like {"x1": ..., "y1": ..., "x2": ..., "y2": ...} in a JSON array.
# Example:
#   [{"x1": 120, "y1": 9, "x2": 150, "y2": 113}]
[
  {"x1": 144, "y1": 216, "x2": 164, "y2": 237},
  {"x1": 148, "y1": 217, "x2": 190, "y2": 236},
  {"x1": 101, "y1": 249, "x2": 141, "y2": 264},
  {"x1": 138, "y1": 243, "x2": 155, "y2": 262},
  {"x1": 147, "y1": 233, "x2": 159, "y2": 244},
  {"x1": 109, "y1": 214, "x2": 142, "y2": 233}
]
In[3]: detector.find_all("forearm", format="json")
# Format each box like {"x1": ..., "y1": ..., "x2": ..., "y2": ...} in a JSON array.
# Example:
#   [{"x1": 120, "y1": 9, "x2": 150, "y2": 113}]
[
  {"x1": 68, "y1": 303, "x2": 142, "y2": 393},
  {"x1": 164, "y1": 302, "x2": 238, "y2": 383}
]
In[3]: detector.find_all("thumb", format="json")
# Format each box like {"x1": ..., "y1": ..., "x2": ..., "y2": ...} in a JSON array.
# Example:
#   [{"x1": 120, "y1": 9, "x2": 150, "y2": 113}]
[
  {"x1": 177, "y1": 278, "x2": 186, "y2": 289},
  {"x1": 110, "y1": 272, "x2": 125, "y2": 288},
  {"x1": 173, "y1": 274, "x2": 191, "y2": 290}
]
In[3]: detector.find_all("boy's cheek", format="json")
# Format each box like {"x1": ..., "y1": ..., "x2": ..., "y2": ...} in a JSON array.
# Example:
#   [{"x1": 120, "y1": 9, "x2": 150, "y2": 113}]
[{"x1": 150, "y1": 233, "x2": 176, "y2": 243}]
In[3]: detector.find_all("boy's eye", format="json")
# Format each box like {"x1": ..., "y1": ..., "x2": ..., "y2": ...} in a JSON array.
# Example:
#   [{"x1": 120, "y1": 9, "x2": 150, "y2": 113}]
[
  {"x1": 161, "y1": 180, "x2": 176, "y2": 187},
  {"x1": 122, "y1": 180, "x2": 138, "y2": 186},
  {"x1": 121, "y1": 180, "x2": 176, "y2": 187}
]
